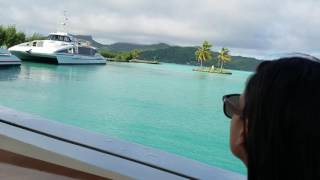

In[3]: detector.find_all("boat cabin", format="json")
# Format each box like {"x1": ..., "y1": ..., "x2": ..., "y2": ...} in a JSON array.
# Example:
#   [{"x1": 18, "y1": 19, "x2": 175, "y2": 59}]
[{"x1": 48, "y1": 33, "x2": 73, "y2": 43}]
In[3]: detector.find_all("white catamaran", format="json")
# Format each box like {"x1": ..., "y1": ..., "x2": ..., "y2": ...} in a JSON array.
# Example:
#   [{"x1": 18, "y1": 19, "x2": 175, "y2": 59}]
[{"x1": 8, "y1": 12, "x2": 106, "y2": 65}]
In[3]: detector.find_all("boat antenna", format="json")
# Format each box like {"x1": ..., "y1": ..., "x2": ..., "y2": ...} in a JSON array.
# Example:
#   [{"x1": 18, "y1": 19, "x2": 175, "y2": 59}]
[{"x1": 59, "y1": 10, "x2": 68, "y2": 32}]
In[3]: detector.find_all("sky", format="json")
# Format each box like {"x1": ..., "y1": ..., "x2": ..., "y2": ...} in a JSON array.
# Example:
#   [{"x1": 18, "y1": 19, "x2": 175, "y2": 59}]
[{"x1": 1, "y1": 0, "x2": 320, "y2": 58}]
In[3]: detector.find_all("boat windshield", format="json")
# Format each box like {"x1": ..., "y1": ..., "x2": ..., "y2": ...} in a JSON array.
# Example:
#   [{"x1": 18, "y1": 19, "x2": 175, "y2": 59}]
[
  {"x1": 78, "y1": 47, "x2": 97, "y2": 56},
  {"x1": 48, "y1": 35, "x2": 72, "y2": 42}
]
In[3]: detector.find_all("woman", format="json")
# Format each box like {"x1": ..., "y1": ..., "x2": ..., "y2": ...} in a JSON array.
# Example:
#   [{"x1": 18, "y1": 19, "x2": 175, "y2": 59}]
[{"x1": 223, "y1": 54, "x2": 320, "y2": 179}]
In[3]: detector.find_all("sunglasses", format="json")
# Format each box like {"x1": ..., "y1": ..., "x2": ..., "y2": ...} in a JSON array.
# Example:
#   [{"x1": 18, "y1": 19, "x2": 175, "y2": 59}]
[{"x1": 222, "y1": 94, "x2": 241, "y2": 118}]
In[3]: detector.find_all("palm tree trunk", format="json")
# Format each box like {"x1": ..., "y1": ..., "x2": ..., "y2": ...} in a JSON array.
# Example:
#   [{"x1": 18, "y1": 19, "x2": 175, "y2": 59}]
[
  {"x1": 201, "y1": 60, "x2": 203, "y2": 67},
  {"x1": 220, "y1": 62, "x2": 224, "y2": 72}
]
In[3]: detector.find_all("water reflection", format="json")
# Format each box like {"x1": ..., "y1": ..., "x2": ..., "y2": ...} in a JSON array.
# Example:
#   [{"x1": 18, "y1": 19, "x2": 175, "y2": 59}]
[
  {"x1": 0, "y1": 66, "x2": 21, "y2": 81},
  {"x1": 20, "y1": 62, "x2": 105, "y2": 82}
]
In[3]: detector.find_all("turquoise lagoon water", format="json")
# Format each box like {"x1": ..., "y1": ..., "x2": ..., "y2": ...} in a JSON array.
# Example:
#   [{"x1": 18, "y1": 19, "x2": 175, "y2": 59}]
[{"x1": 0, "y1": 62, "x2": 251, "y2": 174}]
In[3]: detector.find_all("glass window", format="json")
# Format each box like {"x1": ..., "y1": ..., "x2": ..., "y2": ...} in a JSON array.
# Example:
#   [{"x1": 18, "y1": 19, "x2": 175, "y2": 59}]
[
  {"x1": 58, "y1": 36, "x2": 64, "y2": 41},
  {"x1": 56, "y1": 49, "x2": 68, "y2": 53},
  {"x1": 78, "y1": 47, "x2": 93, "y2": 56},
  {"x1": 49, "y1": 35, "x2": 59, "y2": 41},
  {"x1": 64, "y1": 36, "x2": 71, "y2": 42}
]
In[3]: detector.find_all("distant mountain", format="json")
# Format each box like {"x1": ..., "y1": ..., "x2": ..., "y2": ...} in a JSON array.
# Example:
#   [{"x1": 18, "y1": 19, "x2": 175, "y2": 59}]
[
  {"x1": 141, "y1": 46, "x2": 197, "y2": 64},
  {"x1": 78, "y1": 35, "x2": 262, "y2": 71},
  {"x1": 101, "y1": 42, "x2": 170, "y2": 52},
  {"x1": 222, "y1": 55, "x2": 262, "y2": 71},
  {"x1": 75, "y1": 36, "x2": 170, "y2": 52},
  {"x1": 73, "y1": 35, "x2": 104, "y2": 48},
  {"x1": 140, "y1": 46, "x2": 262, "y2": 71}
]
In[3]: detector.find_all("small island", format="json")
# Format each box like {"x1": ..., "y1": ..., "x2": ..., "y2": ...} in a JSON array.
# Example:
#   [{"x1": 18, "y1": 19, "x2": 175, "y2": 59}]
[
  {"x1": 194, "y1": 41, "x2": 232, "y2": 75},
  {"x1": 107, "y1": 58, "x2": 160, "y2": 64},
  {"x1": 129, "y1": 59, "x2": 159, "y2": 64},
  {"x1": 193, "y1": 67, "x2": 232, "y2": 74},
  {"x1": 102, "y1": 49, "x2": 160, "y2": 64}
]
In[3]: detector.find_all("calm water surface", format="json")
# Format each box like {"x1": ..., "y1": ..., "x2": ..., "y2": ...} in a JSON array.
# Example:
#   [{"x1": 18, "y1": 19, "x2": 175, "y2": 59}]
[{"x1": 0, "y1": 62, "x2": 251, "y2": 174}]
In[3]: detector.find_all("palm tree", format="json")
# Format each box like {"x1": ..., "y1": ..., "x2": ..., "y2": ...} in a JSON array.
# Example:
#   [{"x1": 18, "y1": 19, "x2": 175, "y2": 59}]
[
  {"x1": 218, "y1": 48, "x2": 231, "y2": 72},
  {"x1": 195, "y1": 41, "x2": 213, "y2": 67},
  {"x1": 131, "y1": 49, "x2": 141, "y2": 60},
  {"x1": 0, "y1": 25, "x2": 5, "y2": 47}
]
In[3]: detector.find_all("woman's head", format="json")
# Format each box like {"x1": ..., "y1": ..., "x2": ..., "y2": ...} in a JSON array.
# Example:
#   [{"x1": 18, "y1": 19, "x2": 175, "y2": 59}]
[{"x1": 225, "y1": 55, "x2": 320, "y2": 179}]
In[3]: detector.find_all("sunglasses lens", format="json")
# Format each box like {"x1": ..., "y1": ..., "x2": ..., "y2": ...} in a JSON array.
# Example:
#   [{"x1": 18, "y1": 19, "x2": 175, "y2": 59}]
[
  {"x1": 224, "y1": 95, "x2": 240, "y2": 118},
  {"x1": 224, "y1": 104, "x2": 232, "y2": 118}
]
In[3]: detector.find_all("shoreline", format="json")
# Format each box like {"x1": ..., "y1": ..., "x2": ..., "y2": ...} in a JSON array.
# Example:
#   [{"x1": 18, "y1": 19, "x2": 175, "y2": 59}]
[
  {"x1": 106, "y1": 58, "x2": 160, "y2": 64},
  {"x1": 193, "y1": 67, "x2": 232, "y2": 75}
]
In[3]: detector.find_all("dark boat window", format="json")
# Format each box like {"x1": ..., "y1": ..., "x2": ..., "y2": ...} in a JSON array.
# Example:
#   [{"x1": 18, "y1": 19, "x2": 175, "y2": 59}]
[
  {"x1": 48, "y1": 35, "x2": 71, "y2": 42},
  {"x1": 56, "y1": 49, "x2": 68, "y2": 53},
  {"x1": 64, "y1": 36, "x2": 71, "y2": 42},
  {"x1": 48, "y1": 35, "x2": 59, "y2": 41},
  {"x1": 58, "y1": 36, "x2": 64, "y2": 41},
  {"x1": 78, "y1": 47, "x2": 96, "y2": 56},
  {"x1": 92, "y1": 49, "x2": 97, "y2": 55}
]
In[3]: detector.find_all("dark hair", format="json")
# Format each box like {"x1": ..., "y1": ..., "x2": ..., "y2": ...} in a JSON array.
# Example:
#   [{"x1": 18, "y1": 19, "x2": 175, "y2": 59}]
[{"x1": 243, "y1": 56, "x2": 320, "y2": 180}]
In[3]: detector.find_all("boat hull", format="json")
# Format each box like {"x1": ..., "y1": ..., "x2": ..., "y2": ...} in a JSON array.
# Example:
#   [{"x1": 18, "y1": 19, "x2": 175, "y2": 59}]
[
  {"x1": 0, "y1": 49, "x2": 21, "y2": 66},
  {"x1": 10, "y1": 51, "x2": 106, "y2": 65},
  {"x1": 10, "y1": 50, "x2": 57, "y2": 64},
  {"x1": 56, "y1": 53, "x2": 106, "y2": 65},
  {"x1": 0, "y1": 59, "x2": 21, "y2": 66}
]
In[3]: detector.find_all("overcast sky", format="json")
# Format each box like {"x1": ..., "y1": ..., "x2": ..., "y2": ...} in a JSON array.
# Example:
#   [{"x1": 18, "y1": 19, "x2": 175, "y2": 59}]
[{"x1": 1, "y1": 0, "x2": 320, "y2": 58}]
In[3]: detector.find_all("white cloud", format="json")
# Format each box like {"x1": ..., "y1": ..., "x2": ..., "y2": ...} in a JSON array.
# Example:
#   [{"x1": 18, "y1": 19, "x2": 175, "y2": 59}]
[{"x1": 1, "y1": 0, "x2": 320, "y2": 57}]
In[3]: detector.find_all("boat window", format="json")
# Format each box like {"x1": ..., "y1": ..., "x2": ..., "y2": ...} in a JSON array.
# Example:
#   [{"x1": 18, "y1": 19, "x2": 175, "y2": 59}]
[
  {"x1": 48, "y1": 35, "x2": 71, "y2": 42},
  {"x1": 37, "y1": 41, "x2": 43, "y2": 47},
  {"x1": 92, "y1": 49, "x2": 97, "y2": 55},
  {"x1": 58, "y1": 36, "x2": 64, "y2": 41},
  {"x1": 48, "y1": 35, "x2": 57, "y2": 41},
  {"x1": 64, "y1": 36, "x2": 71, "y2": 42},
  {"x1": 56, "y1": 49, "x2": 68, "y2": 53},
  {"x1": 32, "y1": 41, "x2": 37, "y2": 47},
  {"x1": 78, "y1": 47, "x2": 95, "y2": 56}
]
